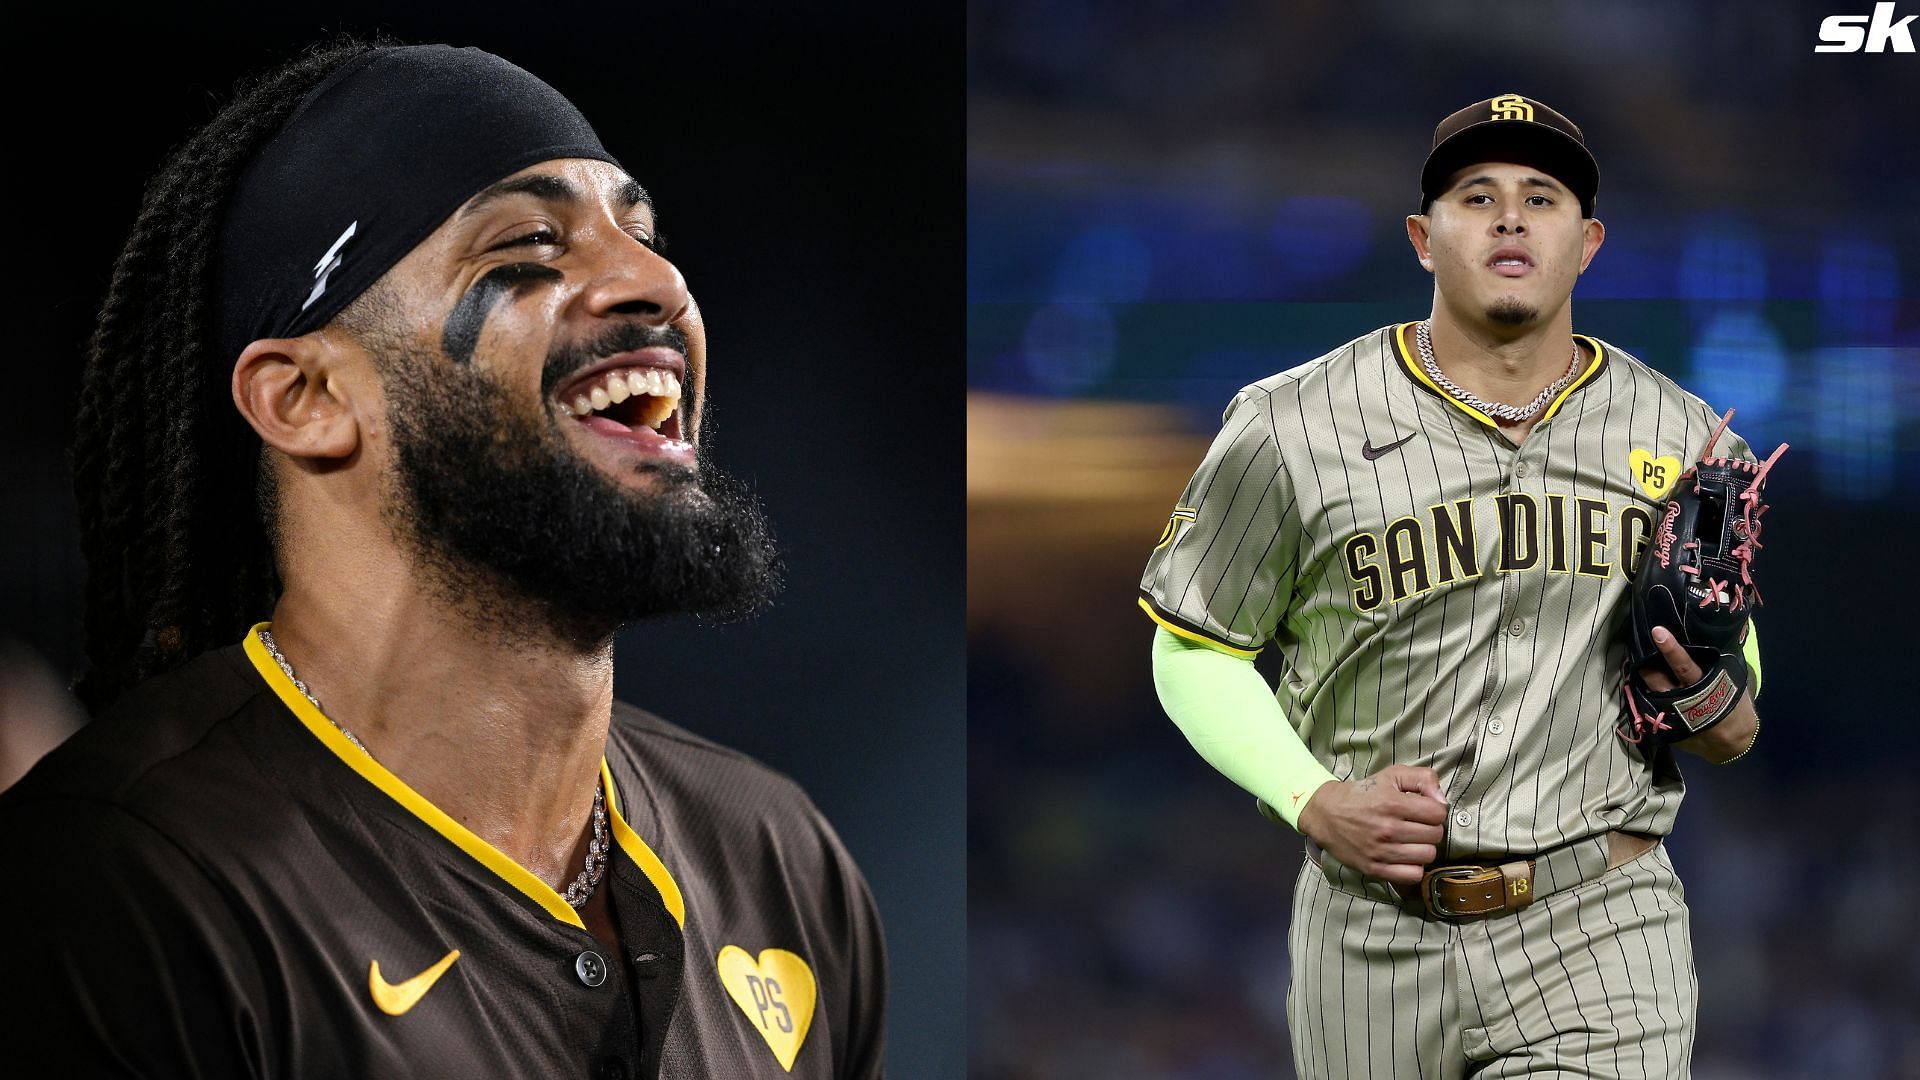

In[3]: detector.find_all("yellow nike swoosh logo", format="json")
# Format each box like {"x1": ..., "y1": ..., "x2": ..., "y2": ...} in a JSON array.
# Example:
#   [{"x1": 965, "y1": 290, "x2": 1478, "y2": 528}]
[{"x1": 369, "y1": 949, "x2": 461, "y2": 1016}]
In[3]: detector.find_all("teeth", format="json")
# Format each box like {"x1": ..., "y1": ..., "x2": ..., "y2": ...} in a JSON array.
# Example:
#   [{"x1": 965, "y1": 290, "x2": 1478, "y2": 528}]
[{"x1": 561, "y1": 367, "x2": 685, "y2": 429}]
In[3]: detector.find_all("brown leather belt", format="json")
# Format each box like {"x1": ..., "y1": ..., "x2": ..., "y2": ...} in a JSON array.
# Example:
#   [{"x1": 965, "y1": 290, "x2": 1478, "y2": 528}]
[
  {"x1": 1419, "y1": 859, "x2": 1539, "y2": 920},
  {"x1": 1307, "y1": 830, "x2": 1660, "y2": 923}
]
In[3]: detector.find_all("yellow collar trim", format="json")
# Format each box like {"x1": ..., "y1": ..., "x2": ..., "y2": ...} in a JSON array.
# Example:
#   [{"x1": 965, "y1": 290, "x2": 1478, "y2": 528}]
[
  {"x1": 601, "y1": 758, "x2": 686, "y2": 928},
  {"x1": 1542, "y1": 335, "x2": 1606, "y2": 421},
  {"x1": 242, "y1": 623, "x2": 685, "y2": 930},
  {"x1": 1391, "y1": 322, "x2": 1607, "y2": 429}
]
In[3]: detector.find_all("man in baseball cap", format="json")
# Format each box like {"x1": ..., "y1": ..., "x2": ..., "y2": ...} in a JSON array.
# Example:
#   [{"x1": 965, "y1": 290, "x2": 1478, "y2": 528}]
[{"x1": 1145, "y1": 90, "x2": 1765, "y2": 1076}]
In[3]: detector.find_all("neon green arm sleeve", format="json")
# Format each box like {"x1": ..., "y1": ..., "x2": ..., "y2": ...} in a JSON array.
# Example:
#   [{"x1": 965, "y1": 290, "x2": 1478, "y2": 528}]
[
  {"x1": 1743, "y1": 621, "x2": 1762, "y2": 698},
  {"x1": 1150, "y1": 627, "x2": 1337, "y2": 830}
]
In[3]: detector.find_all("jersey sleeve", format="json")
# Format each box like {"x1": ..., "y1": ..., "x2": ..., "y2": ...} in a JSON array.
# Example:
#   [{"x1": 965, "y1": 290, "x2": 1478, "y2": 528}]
[
  {"x1": 837, "y1": 852, "x2": 887, "y2": 1080},
  {"x1": 1138, "y1": 389, "x2": 1302, "y2": 656},
  {"x1": 805, "y1": 802, "x2": 887, "y2": 1080},
  {"x1": 0, "y1": 797, "x2": 273, "y2": 1077}
]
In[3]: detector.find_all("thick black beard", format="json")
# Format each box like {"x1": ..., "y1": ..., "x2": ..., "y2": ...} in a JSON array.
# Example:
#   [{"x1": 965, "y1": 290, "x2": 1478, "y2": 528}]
[
  {"x1": 376, "y1": 339, "x2": 783, "y2": 651},
  {"x1": 1486, "y1": 297, "x2": 1538, "y2": 326}
]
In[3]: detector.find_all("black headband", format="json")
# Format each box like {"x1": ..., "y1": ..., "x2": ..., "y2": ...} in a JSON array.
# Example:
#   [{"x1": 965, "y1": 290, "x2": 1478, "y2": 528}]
[{"x1": 214, "y1": 44, "x2": 621, "y2": 367}]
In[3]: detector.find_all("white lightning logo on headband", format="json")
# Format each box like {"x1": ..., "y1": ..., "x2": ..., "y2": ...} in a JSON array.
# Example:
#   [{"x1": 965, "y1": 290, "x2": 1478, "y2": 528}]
[{"x1": 302, "y1": 221, "x2": 359, "y2": 312}]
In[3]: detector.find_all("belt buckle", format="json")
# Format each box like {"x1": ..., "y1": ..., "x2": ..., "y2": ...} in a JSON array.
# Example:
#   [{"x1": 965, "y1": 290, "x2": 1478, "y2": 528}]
[{"x1": 1421, "y1": 864, "x2": 1499, "y2": 921}]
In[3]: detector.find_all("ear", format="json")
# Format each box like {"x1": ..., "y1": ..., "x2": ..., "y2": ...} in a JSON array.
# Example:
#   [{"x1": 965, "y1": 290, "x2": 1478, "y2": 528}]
[
  {"x1": 1405, "y1": 214, "x2": 1435, "y2": 273},
  {"x1": 675, "y1": 294, "x2": 707, "y2": 444},
  {"x1": 230, "y1": 335, "x2": 363, "y2": 462},
  {"x1": 1577, "y1": 217, "x2": 1606, "y2": 275}
]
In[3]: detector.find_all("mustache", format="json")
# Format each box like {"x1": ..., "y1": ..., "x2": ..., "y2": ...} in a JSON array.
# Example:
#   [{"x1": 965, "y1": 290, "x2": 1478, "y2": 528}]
[{"x1": 540, "y1": 321, "x2": 692, "y2": 398}]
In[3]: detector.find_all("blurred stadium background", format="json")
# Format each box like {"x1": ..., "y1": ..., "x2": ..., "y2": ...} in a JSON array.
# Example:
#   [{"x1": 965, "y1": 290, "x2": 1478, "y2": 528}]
[{"x1": 969, "y1": 2, "x2": 1918, "y2": 1077}]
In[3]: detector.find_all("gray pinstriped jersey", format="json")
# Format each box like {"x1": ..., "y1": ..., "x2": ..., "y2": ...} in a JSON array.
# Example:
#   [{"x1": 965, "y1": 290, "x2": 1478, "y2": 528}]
[{"x1": 1140, "y1": 323, "x2": 1757, "y2": 857}]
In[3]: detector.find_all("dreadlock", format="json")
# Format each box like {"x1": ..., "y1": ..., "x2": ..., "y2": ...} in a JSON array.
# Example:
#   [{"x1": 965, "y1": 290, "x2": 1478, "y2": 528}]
[{"x1": 72, "y1": 35, "x2": 390, "y2": 714}]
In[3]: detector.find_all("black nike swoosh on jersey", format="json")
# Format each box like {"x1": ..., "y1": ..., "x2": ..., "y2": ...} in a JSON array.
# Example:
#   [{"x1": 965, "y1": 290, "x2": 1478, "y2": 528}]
[{"x1": 1361, "y1": 432, "x2": 1419, "y2": 460}]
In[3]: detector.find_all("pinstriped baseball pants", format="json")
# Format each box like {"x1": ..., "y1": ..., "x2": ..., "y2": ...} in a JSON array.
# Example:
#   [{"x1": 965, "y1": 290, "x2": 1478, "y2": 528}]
[{"x1": 1286, "y1": 844, "x2": 1697, "y2": 1078}]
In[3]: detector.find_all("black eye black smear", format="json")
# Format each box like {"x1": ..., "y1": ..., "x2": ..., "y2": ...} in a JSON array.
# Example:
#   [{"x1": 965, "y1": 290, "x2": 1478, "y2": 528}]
[{"x1": 441, "y1": 261, "x2": 564, "y2": 365}]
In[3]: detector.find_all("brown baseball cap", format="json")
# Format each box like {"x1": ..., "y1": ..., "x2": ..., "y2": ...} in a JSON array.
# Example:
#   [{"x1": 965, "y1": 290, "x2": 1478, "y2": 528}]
[{"x1": 1420, "y1": 94, "x2": 1598, "y2": 218}]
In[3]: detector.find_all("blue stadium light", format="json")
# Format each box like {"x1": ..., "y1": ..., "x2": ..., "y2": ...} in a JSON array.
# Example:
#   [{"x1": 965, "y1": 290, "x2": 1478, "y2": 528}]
[
  {"x1": 1051, "y1": 223, "x2": 1153, "y2": 304},
  {"x1": 1679, "y1": 214, "x2": 1766, "y2": 321},
  {"x1": 1567, "y1": 212, "x2": 1674, "y2": 299},
  {"x1": 1811, "y1": 346, "x2": 1898, "y2": 500},
  {"x1": 1269, "y1": 196, "x2": 1373, "y2": 288},
  {"x1": 1818, "y1": 234, "x2": 1900, "y2": 340},
  {"x1": 1687, "y1": 310, "x2": 1788, "y2": 431},
  {"x1": 1021, "y1": 303, "x2": 1118, "y2": 395},
  {"x1": 1145, "y1": 213, "x2": 1267, "y2": 301}
]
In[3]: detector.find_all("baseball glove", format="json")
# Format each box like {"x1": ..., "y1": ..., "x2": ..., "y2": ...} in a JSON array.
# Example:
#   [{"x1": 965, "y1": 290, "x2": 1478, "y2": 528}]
[{"x1": 1619, "y1": 409, "x2": 1786, "y2": 753}]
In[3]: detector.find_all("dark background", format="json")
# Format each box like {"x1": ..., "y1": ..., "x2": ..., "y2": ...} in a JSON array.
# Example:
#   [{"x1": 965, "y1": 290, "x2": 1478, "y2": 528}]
[
  {"x1": 0, "y1": 3, "x2": 963, "y2": 1075},
  {"x1": 969, "y1": 1, "x2": 1918, "y2": 1077}
]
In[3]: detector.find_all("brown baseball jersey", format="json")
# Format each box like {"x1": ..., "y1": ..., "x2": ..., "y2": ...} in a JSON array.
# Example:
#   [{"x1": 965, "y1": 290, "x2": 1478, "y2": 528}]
[{"x1": 0, "y1": 625, "x2": 886, "y2": 1079}]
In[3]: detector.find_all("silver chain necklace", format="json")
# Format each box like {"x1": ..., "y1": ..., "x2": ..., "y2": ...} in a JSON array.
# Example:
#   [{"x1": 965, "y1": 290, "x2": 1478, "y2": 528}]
[
  {"x1": 1416, "y1": 320, "x2": 1582, "y2": 423},
  {"x1": 258, "y1": 628, "x2": 611, "y2": 909}
]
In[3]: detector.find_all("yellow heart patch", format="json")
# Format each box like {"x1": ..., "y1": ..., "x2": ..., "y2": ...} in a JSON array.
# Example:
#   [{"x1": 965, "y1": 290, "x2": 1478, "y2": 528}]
[
  {"x1": 1628, "y1": 449, "x2": 1683, "y2": 500},
  {"x1": 717, "y1": 945, "x2": 817, "y2": 1072}
]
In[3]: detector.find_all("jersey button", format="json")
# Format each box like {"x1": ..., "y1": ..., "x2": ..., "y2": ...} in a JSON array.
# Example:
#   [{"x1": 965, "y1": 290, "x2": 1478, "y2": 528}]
[
  {"x1": 1487, "y1": 718, "x2": 1505, "y2": 735},
  {"x1": 1454, "y1": 810, "x2": 1474, "y2": 828},
  {"x1": 575, "y1": 950, "x2": 608, "y2": 988},
  {"x1": 1508, "y1": 618, "x2": 1525, "y2": 637},
  {"x1": 1515, "y1": 461, "x2": 1530, "y2": 478}
]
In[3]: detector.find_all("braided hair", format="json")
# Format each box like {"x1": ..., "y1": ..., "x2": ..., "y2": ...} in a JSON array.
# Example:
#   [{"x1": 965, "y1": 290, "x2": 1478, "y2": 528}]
[{"x1": 72, "y1": 36, "x2": 387, "y2": 714}]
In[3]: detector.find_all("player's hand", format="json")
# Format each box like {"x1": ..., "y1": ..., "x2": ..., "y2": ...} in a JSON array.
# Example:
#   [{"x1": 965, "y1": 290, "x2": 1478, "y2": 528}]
[
  {"x1": 1639, "y1": 627, "x2": 1759, "y2": 763},
  {"x1": 1296, "y1": 764, "x2": 1448, "y2": 886},
  {"x1": 1636, "y1": 626, "x2": 1699, "y2": 693}
]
